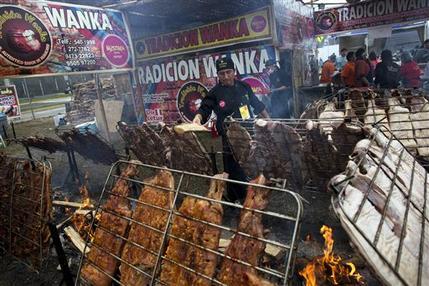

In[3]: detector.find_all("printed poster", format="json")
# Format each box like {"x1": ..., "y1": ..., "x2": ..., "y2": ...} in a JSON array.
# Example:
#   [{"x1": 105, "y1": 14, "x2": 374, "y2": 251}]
[{"x1": 0, "y1": 1, "x2": 133, "y2": 77}]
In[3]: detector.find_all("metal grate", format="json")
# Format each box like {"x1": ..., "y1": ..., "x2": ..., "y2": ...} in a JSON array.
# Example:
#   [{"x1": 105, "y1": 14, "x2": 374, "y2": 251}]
[
  {"x1": 0, "y1": 157, "x2": 52, "y2": 272},
  {"x1": 75, "y1": 160, "x2": 303, "y2": 286},
  {"x1": 329, "y1": 88, "x2": 429, "y2": 168},
  {"x1": 223, "y1": 117, "x2": 365, "y2": 191},
  {"x1": 330, "y1": 125, "x2": 429, "y2": 286}
]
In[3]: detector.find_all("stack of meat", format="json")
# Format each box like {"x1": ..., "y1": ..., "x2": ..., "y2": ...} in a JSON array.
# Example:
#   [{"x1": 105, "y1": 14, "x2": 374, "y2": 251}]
[
  {"x1": 81, "y1": 163, "x2": 138, "y2": 285},
  {"x1": 120, "y1": 169, "x2": 175, "y2": 285},
  {"x1": 304, "y1": 101, "x2": 365, "y2": 188},
  {"x1": 330, "y1": 127, "x2": 429, "y2": 286},
  {"x1": 15, "y1": 129, "x2": 118, "y2": 165},
  {"x1": 226, "y1": 120, "x2": 307, "y2": 189},
  {"x1": 118, "y1": 122, "x2": 213, "y2": 175},
  {"x1": 218, "y1": 174, "x2": 274, "y2": 286},
  {"x1": 160, "y1": 173, "x2": 227, "y2": 285},
  {"x1": 58, "y1": 128, "x2": 118, "y2": 165},
  {"x1": 160, "y1": 125, "x2": 213, "y2": 175},
  {"x1": 67, "y1": 78, "x2": 116, "y2": 124},
  {"x1": 0, "y1": 154, "x2": 52, "y2": 270}
]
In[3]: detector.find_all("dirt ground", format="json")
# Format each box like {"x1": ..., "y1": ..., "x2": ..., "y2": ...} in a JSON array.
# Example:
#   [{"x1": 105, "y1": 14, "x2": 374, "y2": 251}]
[{"x1": 0, "y1": 118, "x2": 381, "y2": 286}]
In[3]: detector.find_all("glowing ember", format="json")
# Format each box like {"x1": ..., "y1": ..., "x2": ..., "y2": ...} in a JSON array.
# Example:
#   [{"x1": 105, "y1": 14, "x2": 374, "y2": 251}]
[{"x1": 299, "y1": 225, "x2": 365, "y2": 286}]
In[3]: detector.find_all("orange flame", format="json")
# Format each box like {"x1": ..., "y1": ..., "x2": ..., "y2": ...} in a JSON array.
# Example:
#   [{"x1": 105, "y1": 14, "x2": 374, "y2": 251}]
[
  {"x1": 72, "y1": 176, "x2": 97, "y2": 240},
  {"x1": 299, "y1": 225, "x2": 364, "y2": 286}
]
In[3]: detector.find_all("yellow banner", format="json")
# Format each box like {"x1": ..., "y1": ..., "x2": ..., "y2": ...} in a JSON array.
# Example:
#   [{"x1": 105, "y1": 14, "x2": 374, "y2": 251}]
[{"x1": 134, "y1": 7, "x2": 273, "y2": 61}]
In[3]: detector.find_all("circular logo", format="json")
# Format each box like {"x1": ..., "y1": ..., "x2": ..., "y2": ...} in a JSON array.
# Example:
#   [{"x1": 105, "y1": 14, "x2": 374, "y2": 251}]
[
  {"x1": 0, "y1": 6, "x2": 51, "y2": 68},
  {"x1": 316, "y1": 11, "x2": 337, "y2": 32},
  {"x1": 102, "y1": 34, "x2": 129, "y2": 67},
  {"x1": 219, "y1": 100, "x2": 226, "y2": 108},
  {"x1": 251, "y1": 15, "x2": 267, "y2": 33},
  {"x1": 242, "y1": 76, "x2": 270, "y2": 96},
  {"x1": 177, "y1": 81, "x2": 208, "y2": 122}
]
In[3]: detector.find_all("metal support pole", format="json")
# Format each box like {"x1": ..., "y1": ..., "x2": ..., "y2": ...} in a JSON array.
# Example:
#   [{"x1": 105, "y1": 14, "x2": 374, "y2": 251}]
[
  {"x1": 128, "y1": 70, "x2": 139, "y2": 123},
  {"x1": 10, "y1": 122, "x2": 16, "y2": 139},
  {"x1": 48, "y1": 223, "x2": 74, "y2": 286},
  {"x1": 95, "y1": 74, "x2": 111, "y2": 142},
  {"x1": 23, "y1": 79, "x2": 35, "y2": 120},
  {"x1": 39, "y1": 79, "x2": 45, "y2": 97}
]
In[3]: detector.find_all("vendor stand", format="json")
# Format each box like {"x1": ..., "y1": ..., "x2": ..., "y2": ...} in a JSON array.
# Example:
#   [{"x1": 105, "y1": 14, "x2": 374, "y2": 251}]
[
  {"x1": 132, "y1": 0, "x2": 315, "y2": 122},
  {"x1": 297, "y1": 0, "x2": 429, "y2": 111}
]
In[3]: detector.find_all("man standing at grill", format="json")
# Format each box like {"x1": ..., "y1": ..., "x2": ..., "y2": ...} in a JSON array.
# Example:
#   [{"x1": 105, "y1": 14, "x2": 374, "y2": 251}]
[{"x1": 193, "y1": 57, "x2": 269, "y2": 201}]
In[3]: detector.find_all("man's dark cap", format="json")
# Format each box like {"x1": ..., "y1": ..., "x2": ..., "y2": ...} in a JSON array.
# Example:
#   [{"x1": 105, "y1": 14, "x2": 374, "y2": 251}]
[
  {"x1": 216, "y1": 57, "x2": 235, "y2": 72},
  {"x1": 265, "y1": 59, "x2": 277, "y2": 67}
]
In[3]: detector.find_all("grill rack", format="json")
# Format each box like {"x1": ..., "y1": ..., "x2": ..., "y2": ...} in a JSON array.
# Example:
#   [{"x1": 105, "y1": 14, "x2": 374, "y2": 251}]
[
  {"x1": 75, "y1": 160, "x2": 304, "y2": 286},
  {"x1": 327, "y1": 88, "x2": 429, "y2": 168},
  {"x1": 0, "y1": 157, "x2": 52, "y2": 272},
  {"x1": 223, "y1": 117, "x2": 366, "y2": 191},
  {"x1": 330, "y1": 125, "x2": 428, "y2": 286}
]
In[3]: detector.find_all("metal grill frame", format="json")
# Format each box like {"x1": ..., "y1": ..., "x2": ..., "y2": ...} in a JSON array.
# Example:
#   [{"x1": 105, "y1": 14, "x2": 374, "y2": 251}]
[
  {"x1": 331, "y1": 88, "x2": 429, "y2": 168},
  {"x1": 330, "y1": 125, "x2": 428, "y2": 286},
  {"x1": 0, "y1": 157, "x2": 52, "y2": 272},
  {"x1": 223, "y1": 117, "x2": 365, "y2": 190},
  {"x1": 75, "y1": 160, "x2": 304, "y2": 286}
]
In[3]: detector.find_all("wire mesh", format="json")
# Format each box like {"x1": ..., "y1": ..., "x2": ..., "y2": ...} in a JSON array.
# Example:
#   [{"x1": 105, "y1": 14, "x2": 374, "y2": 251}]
[
  {"x1": 75, "y1": 160, "x2": 303, "y2": 286},
  {"x1": 223, "y1": 117, "x2": 366, "y2": 191},
  {"x1": 326, "y1": 88, "x2": 429, "y2": 168},
  {"x1": 0, "y1": 156, "x2": 52, "y2": 272},
  {"x1": 330, "y1": 125, "x2": 429, "y2": 286}
]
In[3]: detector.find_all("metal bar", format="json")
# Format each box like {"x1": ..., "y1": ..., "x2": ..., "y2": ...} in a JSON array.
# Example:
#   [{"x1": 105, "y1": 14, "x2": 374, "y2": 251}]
[
  {"x1": 10, "y1": 122, "x2": 16, "y2": 139},
  {"x1": 23, "y1": 79, "x2": 35, "y2": 120},
  {"x1": 76, "y1": 161, "x2": 302, "y2": 285},
  {"x1": 395, "y1": 156, "x2": 417, "y2": 271},
  {"x1": 65, "y1": 148, "x2": 76, "y2": 182},
  {"x1": 150, "y1": 172, "x2": 185, "y2": 286},
  {"x1": 373, "y1": 148, "x2": 405, "y2": 246},
  {"x1": 76, "y1": 160, "x2": 122, "y2": 281},
  {"x1": 284, "y1": 180, "x2": 304, "y2": 284},
  {"x1": 10, "y1": 230, "x2": 41, "y2": 248},
  {"x1": 48, "y1": 222, "x2": 74, "y2": 286},
  {"x1": 353, "y1": 131, "x2": 394, "y2": 223},
  {"x1": 417, "y1": 171, "x2": 427, "y2": 286},
  {"x1": 69, "y1": 148, "x2": 81, "y2": 185}
]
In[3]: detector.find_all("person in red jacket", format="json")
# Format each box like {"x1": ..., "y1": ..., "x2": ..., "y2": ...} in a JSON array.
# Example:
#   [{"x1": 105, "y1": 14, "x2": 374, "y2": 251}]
[
  {"x1": 355, "y1": 48, "x2": 370, "y2": 87},
  {"x1": 400, "y1": 52, "x2": 422, "y2": 88}
]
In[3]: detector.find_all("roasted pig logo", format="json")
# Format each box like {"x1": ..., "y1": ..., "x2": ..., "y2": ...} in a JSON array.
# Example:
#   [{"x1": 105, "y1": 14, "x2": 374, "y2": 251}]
[
  {"x1": 177, "y1": 81, "x2": 208, "y2": 122},
  {"x1": 0, "y1": 6, "x2": 52, "y2": 68}
]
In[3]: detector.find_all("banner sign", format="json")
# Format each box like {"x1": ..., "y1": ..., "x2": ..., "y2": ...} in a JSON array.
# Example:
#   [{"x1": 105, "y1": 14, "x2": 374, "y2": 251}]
[
  {"x1": 135, "y1": 45, "x2": 275, "y2": 123},
  {"x1": 0, "y1": 85, "x2": 20, "y2": 118},
  {"x1": 0, "y1": 1, "x2": 133, "y2": 77},
  {"x1": 273, "y1": 0, "x2": 314, "y2": 49},
  {"x1": 134, "y1": 7, "x2": 273, "y2": 61},
  {"x1": 315, "y1": 0, "x2": 429, "y2": 35}
]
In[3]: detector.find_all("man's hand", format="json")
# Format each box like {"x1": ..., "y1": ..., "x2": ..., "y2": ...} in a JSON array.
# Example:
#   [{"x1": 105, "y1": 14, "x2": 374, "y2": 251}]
[{"x1": 193, "y1": 114, "x2": 203, "y2": 125}]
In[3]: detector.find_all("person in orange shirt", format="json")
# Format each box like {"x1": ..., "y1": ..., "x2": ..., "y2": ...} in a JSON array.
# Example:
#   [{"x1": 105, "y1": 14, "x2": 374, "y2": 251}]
[
  {"x1": 320, "y1": 54, "x2": 336, "y2": 83},
  {"x1": 341, "y1": 52, "x2": 356, "y2": 87}
]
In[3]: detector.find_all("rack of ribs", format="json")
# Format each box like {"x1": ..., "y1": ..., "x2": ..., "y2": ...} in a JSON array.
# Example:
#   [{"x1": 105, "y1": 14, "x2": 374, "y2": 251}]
[
  {"x1": 120, "y1": 169, "x2": 175, "y2": 286},
  {"x1": 160, "y1": 173, "x2": 228, "y2": 286},
  {"x1": 218, "y1": 174, "x2": 273, "y2": 286},
  {"x1": 80, "y1": 163, "x2": 138, "y2": 286}
]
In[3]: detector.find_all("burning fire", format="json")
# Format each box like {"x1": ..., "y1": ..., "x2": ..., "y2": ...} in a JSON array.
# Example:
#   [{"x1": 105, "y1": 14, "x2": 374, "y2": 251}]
[
  {"x1": 299, "y1": 225, "x2": 364, "y2": 286},
  {"x1": 72, "y1": 177, "x2": 97, "y2": 241}
]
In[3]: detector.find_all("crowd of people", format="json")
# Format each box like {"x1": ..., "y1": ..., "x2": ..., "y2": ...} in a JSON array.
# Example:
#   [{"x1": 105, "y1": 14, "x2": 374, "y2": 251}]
[{"x1": 320, "y1": 39, "x2": 429, "y2": 91}]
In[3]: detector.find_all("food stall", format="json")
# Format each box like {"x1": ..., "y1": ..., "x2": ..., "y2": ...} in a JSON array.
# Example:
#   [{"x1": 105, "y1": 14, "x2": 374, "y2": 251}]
[
  {"x1": 132, "y1": 0, "x2": 315, "y2": 122},
  {"x1": 299, "y1": 0, "x2": 429, "y2": 107}
]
